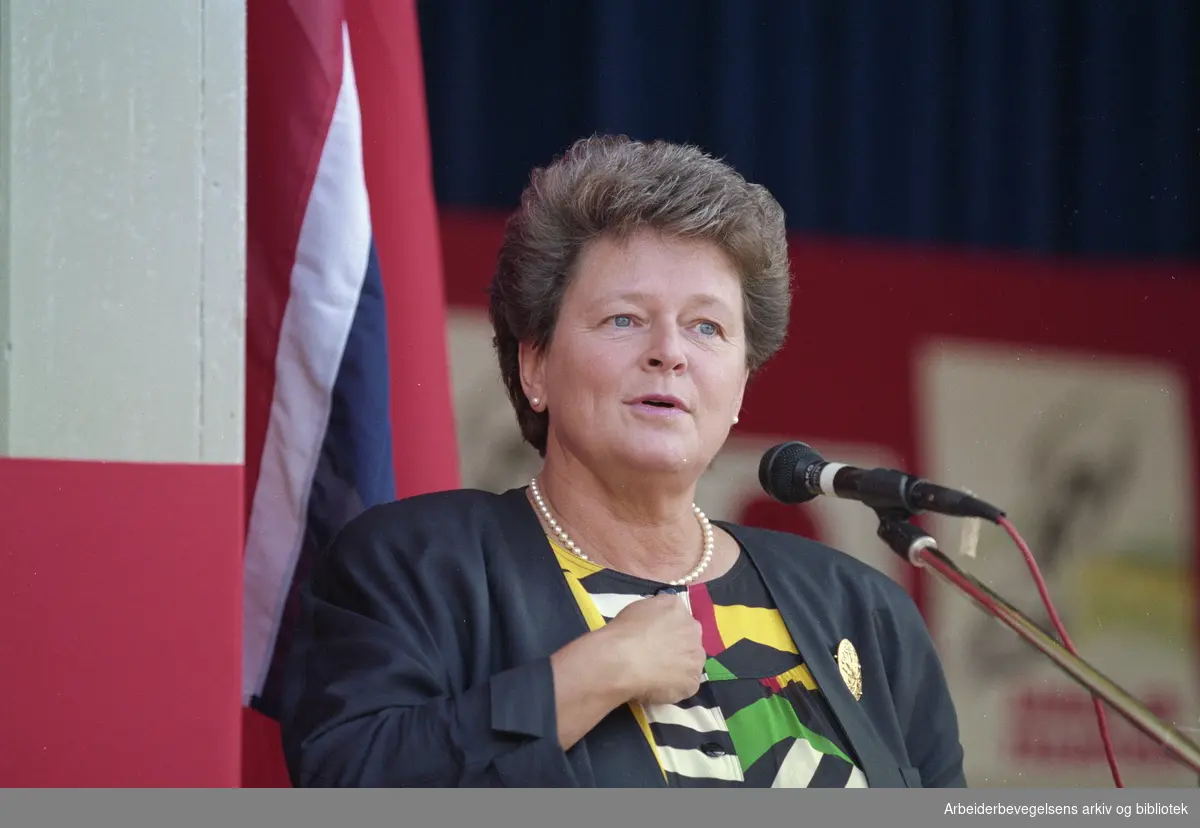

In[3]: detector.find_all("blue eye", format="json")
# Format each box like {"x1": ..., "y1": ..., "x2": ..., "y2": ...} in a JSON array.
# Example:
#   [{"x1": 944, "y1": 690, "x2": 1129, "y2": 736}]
[
  {"x1": 697, "y1": 321, "x2": 718, "y2": 336},
  {"x1": 612, "y1": 315, "x2": 633, "y2": 328}
]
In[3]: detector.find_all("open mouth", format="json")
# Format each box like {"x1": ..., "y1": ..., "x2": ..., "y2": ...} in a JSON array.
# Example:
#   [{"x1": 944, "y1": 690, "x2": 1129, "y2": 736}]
[{"x1": 633, "y1": 395, "x2": 688, "y2": 413}]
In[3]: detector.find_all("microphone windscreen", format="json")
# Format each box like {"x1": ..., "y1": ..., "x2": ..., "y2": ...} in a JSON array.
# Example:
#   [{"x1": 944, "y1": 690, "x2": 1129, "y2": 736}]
[{"x1": 758, "y1": 441, "x2": 823, "y2": 504}]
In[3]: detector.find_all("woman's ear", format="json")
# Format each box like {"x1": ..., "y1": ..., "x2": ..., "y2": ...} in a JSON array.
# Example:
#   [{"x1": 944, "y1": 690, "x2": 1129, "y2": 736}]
[
  {"x1": 519, "y1": 340, "x2": 546, "y2": 411},
  {"x1": 732, "y1": 366, "x2": 750, "y2": 421}
]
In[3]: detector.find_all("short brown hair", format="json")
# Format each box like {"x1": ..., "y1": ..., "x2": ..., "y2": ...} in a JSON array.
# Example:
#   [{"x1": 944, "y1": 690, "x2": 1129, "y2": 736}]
[{"x1": 488, "y1": 135, "x2": 792, "y2": 455}]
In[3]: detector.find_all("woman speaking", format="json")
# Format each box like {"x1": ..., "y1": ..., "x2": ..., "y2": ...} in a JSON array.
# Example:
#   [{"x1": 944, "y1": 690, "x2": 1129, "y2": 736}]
[{"x1": 278, "y1": 135, "x2": 966, "y2": 788}]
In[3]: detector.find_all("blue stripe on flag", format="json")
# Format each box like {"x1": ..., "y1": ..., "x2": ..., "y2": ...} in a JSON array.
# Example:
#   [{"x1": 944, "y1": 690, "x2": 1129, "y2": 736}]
[{"x1": 252, "y1": 239, "x2": 396, "y2": 718}]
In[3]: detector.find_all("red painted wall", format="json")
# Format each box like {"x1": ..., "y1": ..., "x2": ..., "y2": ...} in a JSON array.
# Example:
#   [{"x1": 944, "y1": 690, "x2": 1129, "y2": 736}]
[{"x1": 0, "y1": 457, "x2": 243, "y2": 787}]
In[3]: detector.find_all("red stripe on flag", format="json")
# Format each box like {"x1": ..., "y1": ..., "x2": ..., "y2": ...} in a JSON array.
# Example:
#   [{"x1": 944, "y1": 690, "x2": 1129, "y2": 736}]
[
  {"x1": 348, "y1": 0, "x2": 461, "y2": 497},
  {"x1": 242, "y1": 0, "x2": 459, "y2": 787},
  {"x1": 242, "y1": 0, "x2": 350, "y2": 789},
  {"x1": 245, "y1": 0, "x2": 348, "y2": 521}
]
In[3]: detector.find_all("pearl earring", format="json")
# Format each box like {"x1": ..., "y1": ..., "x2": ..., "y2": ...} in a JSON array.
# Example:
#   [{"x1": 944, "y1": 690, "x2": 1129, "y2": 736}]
[
  {"x1": 531, "y1": 397, "x2": 540, "y2": 408},
  {"x1": 733, "y1": 414, "x2": 740, "y2": 425}
]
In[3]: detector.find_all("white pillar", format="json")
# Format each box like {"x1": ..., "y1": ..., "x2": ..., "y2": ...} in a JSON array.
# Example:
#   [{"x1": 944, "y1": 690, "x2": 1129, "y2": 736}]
[{"x1": 0, "y1": 0, "x2": 244, "y2": 464}]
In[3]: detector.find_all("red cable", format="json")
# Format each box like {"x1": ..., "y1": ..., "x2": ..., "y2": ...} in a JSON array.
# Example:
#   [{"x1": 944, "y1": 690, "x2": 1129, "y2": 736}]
[
  {"x1": 919, "y1": 525, "x2": 1125, "y2": 787},
  {"x1": 996, "y1": 516, "x2": 1124, "y2": 788}
]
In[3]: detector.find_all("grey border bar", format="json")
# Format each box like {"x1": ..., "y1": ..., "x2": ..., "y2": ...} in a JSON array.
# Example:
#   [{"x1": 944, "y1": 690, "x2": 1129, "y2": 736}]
[{"x1": 1, "y1": 789, "x2": 1197, "y2": 828}]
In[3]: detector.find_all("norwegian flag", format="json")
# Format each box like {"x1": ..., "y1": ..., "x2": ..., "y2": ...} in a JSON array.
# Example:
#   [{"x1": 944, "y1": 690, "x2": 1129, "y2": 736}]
[{"x1": 241, "y1": 0, "x2": 460, "y2": 785}]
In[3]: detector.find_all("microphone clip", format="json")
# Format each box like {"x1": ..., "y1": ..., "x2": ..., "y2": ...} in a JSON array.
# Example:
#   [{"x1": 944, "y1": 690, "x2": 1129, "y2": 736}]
[{"x1": 873, "y1": 507, "x2": 937, "y2": 568}]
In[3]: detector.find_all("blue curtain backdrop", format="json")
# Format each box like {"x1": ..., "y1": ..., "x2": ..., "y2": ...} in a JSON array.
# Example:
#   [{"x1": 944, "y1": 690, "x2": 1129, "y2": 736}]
[{"x1": 418, "y1": 0, "x2": 1197, "y2": 260}]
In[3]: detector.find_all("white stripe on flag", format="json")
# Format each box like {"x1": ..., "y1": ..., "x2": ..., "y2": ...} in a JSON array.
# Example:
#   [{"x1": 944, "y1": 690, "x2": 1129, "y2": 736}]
[{"x1": 242, "y1": 23, "x2": 373, "y2": 704}]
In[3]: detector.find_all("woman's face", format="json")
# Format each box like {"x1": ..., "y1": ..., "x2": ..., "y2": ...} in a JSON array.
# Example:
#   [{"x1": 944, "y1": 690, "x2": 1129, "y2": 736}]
[{"x1": 521, "y1": 230, "x2": 750, "y2": 481}]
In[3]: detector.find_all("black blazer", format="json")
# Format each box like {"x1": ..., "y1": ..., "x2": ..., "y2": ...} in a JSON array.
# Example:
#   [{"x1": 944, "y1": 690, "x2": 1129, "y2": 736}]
[{"x1": 279, "y1": 486, "x2": 967, "y2": 788}]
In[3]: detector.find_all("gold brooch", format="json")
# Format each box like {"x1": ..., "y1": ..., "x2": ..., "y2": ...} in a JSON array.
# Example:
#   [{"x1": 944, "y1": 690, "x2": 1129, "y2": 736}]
[{"x1": 836, "y1": 639, "x2": 862, "y2": 701}]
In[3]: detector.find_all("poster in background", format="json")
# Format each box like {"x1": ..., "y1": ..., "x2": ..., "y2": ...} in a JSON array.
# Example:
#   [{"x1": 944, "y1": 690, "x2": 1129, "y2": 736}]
[
  {"x1": 917, "y1": 339, "x2": 1199, "y2": 787},
  {"x1": 446, "y1": 308, "x2": 907, "y2": 584}
]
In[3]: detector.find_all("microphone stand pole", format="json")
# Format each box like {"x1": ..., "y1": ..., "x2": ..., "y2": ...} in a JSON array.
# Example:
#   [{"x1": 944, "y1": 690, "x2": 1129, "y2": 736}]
[{"x1": 874, "y1": 510, "x2": 1200, "y2": 776}]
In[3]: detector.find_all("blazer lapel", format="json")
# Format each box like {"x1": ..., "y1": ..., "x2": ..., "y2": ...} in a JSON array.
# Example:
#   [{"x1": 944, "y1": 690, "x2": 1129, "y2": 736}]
[
  {"x1": 795, "y1": 626, "x2": 906, "y2": 788},
  {"x1": 492, "y1": 487, "x2": 667, "y2": 788},
  {"x1": 722, "y1": 522, "x2": 907, "y2": 788}
]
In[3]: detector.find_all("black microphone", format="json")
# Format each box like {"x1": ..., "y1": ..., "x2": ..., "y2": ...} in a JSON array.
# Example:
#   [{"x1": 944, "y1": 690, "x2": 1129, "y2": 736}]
[{"x1": 758, "y1": 441, "x2": 1005, "y2": 522}]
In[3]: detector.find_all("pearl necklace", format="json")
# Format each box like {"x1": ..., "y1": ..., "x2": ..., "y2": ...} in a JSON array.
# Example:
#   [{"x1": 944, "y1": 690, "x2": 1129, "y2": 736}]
[{"x1": 528, "y1": 477, "x2": 714, "y2": 586}]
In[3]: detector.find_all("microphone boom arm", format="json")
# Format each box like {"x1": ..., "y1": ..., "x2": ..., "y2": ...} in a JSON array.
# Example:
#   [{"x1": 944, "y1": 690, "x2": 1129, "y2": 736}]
[{"x1": 875, "y1": 511, "x2": 1200, "y2": 776}]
